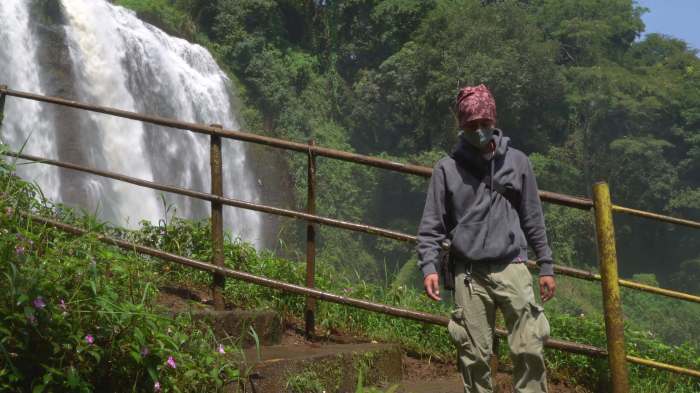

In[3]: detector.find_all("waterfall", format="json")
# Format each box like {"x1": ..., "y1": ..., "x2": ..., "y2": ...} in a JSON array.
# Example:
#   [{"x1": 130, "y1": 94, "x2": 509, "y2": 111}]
[
  {"x1": 0, "y1": 0, "x2": 263, "y2": 246},
  {"x1": 0, "y1": 0, "x2": 59, "y2": 201}
]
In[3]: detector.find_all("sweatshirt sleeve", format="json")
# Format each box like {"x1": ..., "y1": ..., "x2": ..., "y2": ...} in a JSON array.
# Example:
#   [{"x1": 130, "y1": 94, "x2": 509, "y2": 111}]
[
  {"x1": 519, "y1": 156, "x2": 554, "y2": 276},
  {"x1": 416, "y1": 163, "x2": 448, "y2": 277}
]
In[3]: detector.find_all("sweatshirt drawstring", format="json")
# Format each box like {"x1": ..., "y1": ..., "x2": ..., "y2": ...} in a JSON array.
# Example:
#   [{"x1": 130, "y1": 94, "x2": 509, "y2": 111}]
[{"x1": 482, "y1": 158, "x2": 495, "y2": 248}]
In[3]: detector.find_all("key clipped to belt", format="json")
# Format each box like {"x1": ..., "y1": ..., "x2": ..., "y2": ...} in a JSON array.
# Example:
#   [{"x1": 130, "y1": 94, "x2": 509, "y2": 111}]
[{"x1": 464, "y1": 263, "x2": 474, "y2": 294}]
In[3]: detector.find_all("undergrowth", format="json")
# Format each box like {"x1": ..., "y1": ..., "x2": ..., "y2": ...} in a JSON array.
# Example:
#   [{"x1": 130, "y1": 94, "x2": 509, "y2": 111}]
[{"x1": 0, "y1": 156, "x2": 238, "y2": 392}]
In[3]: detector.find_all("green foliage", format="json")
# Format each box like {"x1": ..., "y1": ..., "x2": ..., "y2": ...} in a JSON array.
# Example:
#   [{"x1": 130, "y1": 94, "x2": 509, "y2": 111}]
[
  {"x1": 0, "y1": 161, "x2": 238, "y2": 392},
  {"x1": 115, "y1": 0, "x2": 198, "y2": 40},
  {"x1": 530, "y1": 0, "x2": 645, "y2": 65},
  {"x1": 286, "y1": 370, "x2": 324, "y2": 393}
]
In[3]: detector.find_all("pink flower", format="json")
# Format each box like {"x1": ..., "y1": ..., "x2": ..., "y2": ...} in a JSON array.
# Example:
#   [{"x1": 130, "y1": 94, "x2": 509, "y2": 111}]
[
  {"x1": 217, "y1": 344, "x2": 225, "y2": 354},
  {"x1": 27, "y1": 315, "x2": 37, "y2": 326},
  {"x1": 140, "y1": 346, "x2": 149, "y2": 356},
  {"x1": 4, "y1": 207, "x2": 13, "y2": 216},
  {"x1": 33, "y1": 297, "x2": 46, "y2": 309},
  {"x1": 59, "y1": 299, "x2": 67, "y2": 311},
  {"x1": 166, "y1": 355, "x2": 176, "y2": 369},
  {"x1": 15, "y1": 245, "x2": 24, "y2": 256},
  {"x1": 153, "y1": 381, "x2": 161, "y2": 392},
  {"x1": 85, "y1": 334, "x2": 94, "y2": 345}
]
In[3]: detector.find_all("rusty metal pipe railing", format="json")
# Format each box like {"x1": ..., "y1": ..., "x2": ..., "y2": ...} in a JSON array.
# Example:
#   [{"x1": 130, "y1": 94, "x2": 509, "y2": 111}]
[
  {"x1": 626, "y1": 355, "x2": 700, "y2": 378},
  {"x1": 8, "y1": 211, "x2": 607, "y2": 356},
  {"x1": 305, "y1": 139, "x2": 317, "y2": 338},
  {"x1": 0, "y1": 85, "x2": 6, "y2": 129},
  {"x1": 8, "y1": 151, "x2": 700, "y2": 305},
  {"x1": 4, "y1": 86, "x2": 699, "y2": 228},
  {"x1": 524, "y1": 261, "x2": 700, "y2": 304},
  {"x1": 5, "y1": 152, "x2": 414, "y2": 243},
  {"x1": 210, "y1": 124, "x2": 226, "y2": 310},
  {"x1": 0, "y1": 87, "x2": 597, "y2": 211},
  {"x1": 14, "y1": 209, "x2": 700, "y2": 378},
  {"x1": 612, "y1": 205, "x2": 700, "y2": 229},
  {"x1": 0, "y1": 87, "x2": 432, "y2": 176}
]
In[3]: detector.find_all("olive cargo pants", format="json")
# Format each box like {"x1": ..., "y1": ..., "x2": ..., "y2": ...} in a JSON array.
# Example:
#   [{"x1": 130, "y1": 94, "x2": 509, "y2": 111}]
[{"x1": 447, "y1": 261, "x2": 550, "y2": 393}]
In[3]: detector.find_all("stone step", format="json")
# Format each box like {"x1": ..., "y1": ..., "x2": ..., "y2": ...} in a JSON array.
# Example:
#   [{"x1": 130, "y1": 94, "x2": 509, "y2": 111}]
[
  {"x1": 396, "y1": 374, "x2": 463, "y2": 393},
  {"x1": 157, "y1": 286, "x2": 283, "y2": 348},
  {"x1": 396, "y1": 371, "x2": 588, "y2": 393},
  {"x1": 191, "y1": 309, "x2": 283, "y2": 348},
  {"x1": 233, "y1": 342, "x2": 403, "y2": 393}
]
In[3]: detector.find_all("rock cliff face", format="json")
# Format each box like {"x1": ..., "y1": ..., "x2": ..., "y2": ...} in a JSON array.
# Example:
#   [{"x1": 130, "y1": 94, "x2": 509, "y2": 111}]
[{"x1": 1, "y1": 0, "x2": 266, "y2": 247}]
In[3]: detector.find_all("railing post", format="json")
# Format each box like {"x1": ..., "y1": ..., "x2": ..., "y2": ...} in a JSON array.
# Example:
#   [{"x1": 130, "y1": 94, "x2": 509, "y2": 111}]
[
  {"x1": 0, "y1": 85, "x2": 7, "y2": 129},
  {"x1": 210, "y1": 124, "x2": 225, "y2": 311},
  {"x1": 305, "y1": 139, "x2": 317, "y2": 338},
  {"x1": 592, "y1": 181, "x2": 630, "y2": 393}
]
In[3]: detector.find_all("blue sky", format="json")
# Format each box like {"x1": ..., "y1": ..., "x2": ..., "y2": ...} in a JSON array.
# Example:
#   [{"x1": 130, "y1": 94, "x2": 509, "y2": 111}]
[{"x1": 637, "y1": 0, "x2": 700, "y2": 51}]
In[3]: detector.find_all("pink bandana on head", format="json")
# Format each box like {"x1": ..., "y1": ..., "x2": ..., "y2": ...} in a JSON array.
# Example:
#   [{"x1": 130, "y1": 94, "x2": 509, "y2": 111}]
[{"x1": 456, "y1": 84, "x2": 497, "y2": 129}]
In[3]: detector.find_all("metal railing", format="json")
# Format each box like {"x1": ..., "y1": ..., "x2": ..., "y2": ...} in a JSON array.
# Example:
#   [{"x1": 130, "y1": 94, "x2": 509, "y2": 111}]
[{"x1": 1, "y1": 86, "x2": 699, "y2": 390}]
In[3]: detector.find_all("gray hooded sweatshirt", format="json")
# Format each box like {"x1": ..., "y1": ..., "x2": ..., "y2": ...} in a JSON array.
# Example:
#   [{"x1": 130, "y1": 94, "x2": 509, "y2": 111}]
[{"x1": 416, "y1": 129, "x2": 554, "y2": 277}]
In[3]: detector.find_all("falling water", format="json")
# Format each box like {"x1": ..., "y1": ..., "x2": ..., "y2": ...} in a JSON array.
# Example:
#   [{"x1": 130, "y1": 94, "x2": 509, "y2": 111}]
[
  {"x1": 0, "y1": 0, "x2": 263, "y2": 246},
  {"x1": 0, "y1": 0, "x2": 59, "y2": 201}
]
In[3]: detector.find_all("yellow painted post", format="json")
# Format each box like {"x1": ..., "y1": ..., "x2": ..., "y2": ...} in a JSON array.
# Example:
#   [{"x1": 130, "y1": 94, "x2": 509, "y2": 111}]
[
  {"x1": 210, "y1": 124, "x2": 225, "y2": 311},
  {"x1": 592, "y1": 182, "x2": 630, "y2": 393}
]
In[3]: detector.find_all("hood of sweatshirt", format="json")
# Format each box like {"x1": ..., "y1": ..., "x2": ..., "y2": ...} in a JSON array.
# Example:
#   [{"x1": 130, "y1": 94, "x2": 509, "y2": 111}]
[
  {"x1": 416, "y1": 126, "x2": 553, "y2": 277},
  {"x1": 453, "y1": 128, "x2": 510, "y2": 169}
]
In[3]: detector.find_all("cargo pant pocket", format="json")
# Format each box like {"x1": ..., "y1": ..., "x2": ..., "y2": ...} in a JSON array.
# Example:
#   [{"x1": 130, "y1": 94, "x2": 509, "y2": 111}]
[
  {"x1": 529, "y1": 302, "x2": 550, "y2": 342},
  {"x1": 447, "y1": 308, "x2": 471, "y2": 350}
]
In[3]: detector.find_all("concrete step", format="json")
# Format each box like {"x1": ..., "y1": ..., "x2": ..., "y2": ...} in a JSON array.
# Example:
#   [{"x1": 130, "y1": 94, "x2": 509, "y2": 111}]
[
  {"x1": 191, "y1": 309, "x2": 283, "y2": 348},
  {"x1": 233, "y1": 342, "x2": 403, "y2": 393},
  {"x1": 396, "y1": 374, "x2": 462, "y2": 393},
  {"x1": 396, "y1": 371, "x2": 589, "y2": 393},
  {"x1": 157, "y1": 286, "x2": 283, "y2": 348}
]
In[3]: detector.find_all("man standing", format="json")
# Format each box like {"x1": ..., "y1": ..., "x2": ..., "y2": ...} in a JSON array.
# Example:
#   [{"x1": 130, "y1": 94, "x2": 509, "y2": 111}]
[{"x1": 417, "y1": 84, "x2": 555, "y2": 393}]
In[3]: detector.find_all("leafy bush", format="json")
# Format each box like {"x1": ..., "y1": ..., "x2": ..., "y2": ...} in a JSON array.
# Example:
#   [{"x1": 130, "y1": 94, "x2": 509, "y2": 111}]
[
  {"x1": 0, "y1": 159, "x2": 238, "y2": 392},
  {"x1": 114, "y1": 0, "x2": 198, "y2": 40}
]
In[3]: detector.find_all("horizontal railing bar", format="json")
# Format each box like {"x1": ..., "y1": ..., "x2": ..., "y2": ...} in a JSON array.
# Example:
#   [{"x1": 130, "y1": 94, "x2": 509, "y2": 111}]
[
  {"x1": 0, "y1": 87, "x2": 591, "y2": 210},
  {"x1": 15, "y1": 210, "x2": 700, "y2": 378},
  {"x1": 10, "y1": 151, "x2": 700, "y2": 305},
  {"x1": 524, "y1": 261, "x2": 700, "y2": 304},
  {"x1": 617, "y1": 278, "x2": 700, "y2": 303},
  {"x1": 5, "y1": 86, "x2": 698, "y2": 228},
  {"x1": 525, "y1": 261, "x2": 600, "y2": 281},
  {"x1": 16, "y1": 211, "x2": 445, "y2": 324},
  {"x1": 626, "y1": 355, "x2": 700, "y2": 378},
  {"x1": 541, "y1": 191, "x2": 593, "y2": 209},
  {"x1": 9, "y1": 212, "x2": 603, "y2": 355},
  {"x1": 0, "y1": 88, "x2": 432, "y2": 176},
  {"x1": 6, "y1": 152, "x2": 414, "y2": 242},
  {"x1": 612, "y1": 205, "x2": 700, "y2": 229}
]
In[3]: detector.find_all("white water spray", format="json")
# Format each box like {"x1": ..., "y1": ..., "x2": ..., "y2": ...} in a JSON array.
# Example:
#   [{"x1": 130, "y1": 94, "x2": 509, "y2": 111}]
[
  {"x1": 0, "y1": 0, "x2": 263, "y2": 246},
  {"x1": 0, "y1": 0, "x2": 59, "y2": 200}
]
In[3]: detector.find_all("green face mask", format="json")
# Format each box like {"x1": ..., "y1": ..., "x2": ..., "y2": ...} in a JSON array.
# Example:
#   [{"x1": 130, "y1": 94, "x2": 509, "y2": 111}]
[{"x1": 463, "y1": 127, "x2": 495, "y2": 149}]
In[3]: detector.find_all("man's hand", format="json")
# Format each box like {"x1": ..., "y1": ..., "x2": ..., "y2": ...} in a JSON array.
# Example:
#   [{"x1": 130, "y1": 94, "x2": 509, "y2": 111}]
[
  {"x1": 423, "y1": 273, "x2": 442, "y2": 301},
  {"x1": 539, "y1": 276, "x2": 556, "y2": 303}
]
